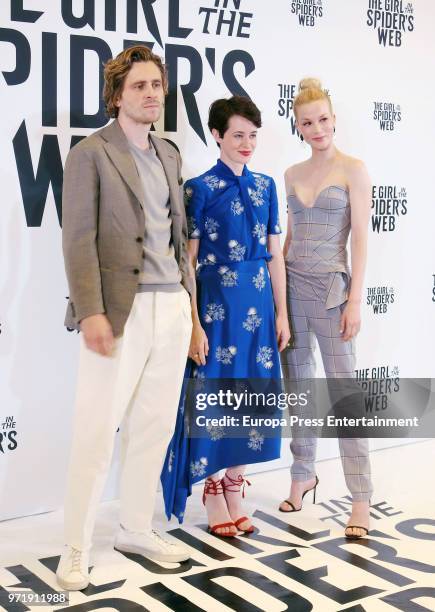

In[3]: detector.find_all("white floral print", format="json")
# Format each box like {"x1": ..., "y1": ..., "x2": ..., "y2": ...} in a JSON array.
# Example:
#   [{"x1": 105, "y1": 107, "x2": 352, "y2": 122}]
[
  {"x1": 252, "y1": 267, "x2": 266, "y2": 291},
  {"x1": 231, "y1": 198, "x2": 244, "y2": 215},
  {"x1": 248, "y1": 174, "x2": 270, "y2": 207},
  {"x1": 187, "y1": 216, "x2": 201, "y2": 238},
  {"x1": 253, "y1": 174, "x2": 270, "y2": 191},
  {"x1": 206, "y1": 424, "x2": 226, "y2": 441},
  {"x1": 216, "y1": 345, "x2": 237, "y2": 365},
  {"x1": 205, "y1": 217, "x2": 220, "y2": 241},
  {"x1": 218, "y1": 266, "x2": 238, "y2": 287},
  {"x1": 243, "y1": 307, "x2": 262, "y2": 332},
  {"x1": 199, "y1": 253, "x2": 217, "y2": 266},
  {"x1": 256, "y1": 346, "x2": 274, "y2": 370},
  {"x1": 248, "y1": 428, "x2": 264, "y2": 451},
  {"x1": 203, "y1": 175, "x2": 227, "y2": 191},
  {"x1": 192, "y1": 369, "x2": 206, "y2": 391},
  {"x1": 167, "y1": 450, "x2": 175, "y2": 473},
  {"x1": 204, "y1": 303, "x2": 225, "y2": 323},
  {"x1": 179, "y1": 394, "x2": 187, "y2": 415},
  {"x1": 248, "y1": 186, "x2": 264, "y2": 207},
  {"x1": 190, "y1": 457, "x2": 208, "y2": 477},
  {"x1": 228, "y1": 239, "x2": 246, "y2": 261},
  {"x1": 252, "y1": 222, "x2": 267, "y2": 245}
]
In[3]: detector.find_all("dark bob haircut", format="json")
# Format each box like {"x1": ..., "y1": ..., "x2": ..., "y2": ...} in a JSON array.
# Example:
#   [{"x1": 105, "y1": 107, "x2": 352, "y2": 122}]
[{"x1": 208, "y1": 96, "x2": 262, "y2": 138}]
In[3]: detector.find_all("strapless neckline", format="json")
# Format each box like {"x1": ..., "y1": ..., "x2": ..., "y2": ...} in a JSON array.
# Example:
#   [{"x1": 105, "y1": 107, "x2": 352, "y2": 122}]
[{"x1": 288, "y1": 184, "x2": 349, "y2": 209}]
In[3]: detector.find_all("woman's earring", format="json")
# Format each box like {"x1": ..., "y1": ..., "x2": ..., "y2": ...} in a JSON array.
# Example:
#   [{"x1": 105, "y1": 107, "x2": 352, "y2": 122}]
[
  {"x1": 333, "y1": 127, "x2": 336, "y2": 134},
  {"x1": 299, "y1": 133, "x2": 304, "y2": 142}
]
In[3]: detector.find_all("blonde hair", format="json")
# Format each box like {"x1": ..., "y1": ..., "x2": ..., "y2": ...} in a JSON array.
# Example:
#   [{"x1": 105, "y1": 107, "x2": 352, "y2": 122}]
[
  {"x1": 293, "y1": 78, "x2": 333, "y2": 118},
  {"x1": 103, "y1": 45, "x2": 168, "y2": 118}
]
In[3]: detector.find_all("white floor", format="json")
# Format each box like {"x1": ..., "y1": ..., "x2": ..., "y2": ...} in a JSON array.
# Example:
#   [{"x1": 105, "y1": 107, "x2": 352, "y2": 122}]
[{"x1": 1, "y1": 439, "x2": 434, "y2": 611}]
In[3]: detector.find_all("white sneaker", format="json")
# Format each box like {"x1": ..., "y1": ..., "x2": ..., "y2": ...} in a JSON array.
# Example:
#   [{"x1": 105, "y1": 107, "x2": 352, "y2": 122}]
[
  {"x1": 114, "y1": 526, "x2": 190, "y2": 563},
  {"x1": 56, "y1": 545, "x2": 90, "y2": 591}
]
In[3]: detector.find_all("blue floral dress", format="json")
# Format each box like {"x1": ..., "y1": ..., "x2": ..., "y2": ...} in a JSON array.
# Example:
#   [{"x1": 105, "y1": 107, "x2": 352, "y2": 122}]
[{"x1": 161, "y1": 159, "x2": 282, "y2": 522}]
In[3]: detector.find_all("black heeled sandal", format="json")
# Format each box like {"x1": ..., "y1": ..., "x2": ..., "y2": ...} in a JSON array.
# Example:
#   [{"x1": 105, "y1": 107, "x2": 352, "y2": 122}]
[
  {"x1": 279, "y1": 476, "x2": 319, "y2": 512},
  {"x1": 344, "y1": 525, "x2": 369, "y2": 539}
]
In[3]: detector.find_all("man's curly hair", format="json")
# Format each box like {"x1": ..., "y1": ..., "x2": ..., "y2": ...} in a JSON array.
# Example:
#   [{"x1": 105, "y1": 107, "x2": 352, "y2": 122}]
[{"x1": 103, "y1": 45, "x2": 168, "y2": 118}]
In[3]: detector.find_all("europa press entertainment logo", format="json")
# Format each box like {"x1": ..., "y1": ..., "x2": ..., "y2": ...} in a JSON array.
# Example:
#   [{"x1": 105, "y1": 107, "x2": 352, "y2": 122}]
[
  {"x1": 290, "y1": 0, "x2": 324, "y2": 27},
  {"x1": 366, "y1": 0, "x2": 414, "y2": 47},
  {"x1": 0, "y1": 416, "x2": 18, "y2": 454},
  {"x1": 371, "y1": 185, "x2": 407, "y2": 232},
  {"x1": 367, "y1": 286, "x2": 395, "y2": 314},
  {"x1": 373, "y1": 101, "x2": 402, "y2": 131}
]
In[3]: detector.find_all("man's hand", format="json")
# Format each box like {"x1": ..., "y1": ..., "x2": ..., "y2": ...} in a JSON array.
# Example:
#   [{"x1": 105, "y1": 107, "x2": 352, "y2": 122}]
[{"x1": 80, "y1": 314, "x2": 114, "y2": 356}]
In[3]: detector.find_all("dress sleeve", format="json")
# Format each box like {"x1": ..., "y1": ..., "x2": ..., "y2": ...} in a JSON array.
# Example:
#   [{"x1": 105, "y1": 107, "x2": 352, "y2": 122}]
[
  {"x1": 184, "y1": 179, "x2": 206, "y2": 239},
  {"x1": 267, "y1": 177, "x2": 282, "y2": 235}
]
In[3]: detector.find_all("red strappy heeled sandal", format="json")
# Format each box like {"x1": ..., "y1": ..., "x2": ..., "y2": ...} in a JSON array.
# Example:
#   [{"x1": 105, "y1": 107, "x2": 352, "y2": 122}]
[
  {"x1": 203, "y1": 477, "x2": 236, "y2": 537},
  {"x1": 222, "y1": 473, "x2": 254, "y2": 533}
]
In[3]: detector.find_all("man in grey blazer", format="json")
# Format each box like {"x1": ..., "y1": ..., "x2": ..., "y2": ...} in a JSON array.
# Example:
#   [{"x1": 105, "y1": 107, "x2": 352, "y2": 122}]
[{"x1": 57, "y1": 45, "x2": 193, "y2": 591}]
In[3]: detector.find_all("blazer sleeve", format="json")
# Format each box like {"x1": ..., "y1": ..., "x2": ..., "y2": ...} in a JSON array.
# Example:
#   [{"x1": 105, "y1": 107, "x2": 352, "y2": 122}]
[
  {"x1": 62, "y1": 143, "x2": 105, "y2": 322},
  {"x1": 175, "y1": 151, "x2": 194, "y2": 297}
]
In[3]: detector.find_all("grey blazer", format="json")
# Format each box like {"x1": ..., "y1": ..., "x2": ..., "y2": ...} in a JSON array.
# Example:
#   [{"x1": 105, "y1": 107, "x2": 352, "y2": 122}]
[{"x1": 62, "y1": 119, "x2": 192, "y2": 337}]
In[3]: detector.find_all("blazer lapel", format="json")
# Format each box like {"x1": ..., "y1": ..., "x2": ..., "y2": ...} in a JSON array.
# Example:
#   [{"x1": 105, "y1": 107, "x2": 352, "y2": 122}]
[
  {"x1": 150, "y1": 134, "x2": 181, "y2": 217},
  {"x1": 101, "y1": 120, "x2": 145, "y2": 209}
]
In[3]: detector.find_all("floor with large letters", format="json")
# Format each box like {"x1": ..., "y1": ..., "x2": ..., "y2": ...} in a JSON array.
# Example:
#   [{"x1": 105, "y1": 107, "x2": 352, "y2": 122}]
[{"x1": 1, "y1": 439, "x2": 434, "y2": 612}]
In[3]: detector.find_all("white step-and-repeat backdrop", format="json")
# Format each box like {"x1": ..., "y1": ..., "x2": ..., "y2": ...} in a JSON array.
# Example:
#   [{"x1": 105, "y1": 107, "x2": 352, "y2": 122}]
[{"x1": 1, "y1": 0, "x2": 434, "y2": 521}]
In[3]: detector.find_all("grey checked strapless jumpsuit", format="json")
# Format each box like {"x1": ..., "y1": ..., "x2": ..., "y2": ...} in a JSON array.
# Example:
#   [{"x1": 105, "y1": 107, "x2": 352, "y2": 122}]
[{"x1": 280, "y1": 185, "x2": 373, "y2": 502}]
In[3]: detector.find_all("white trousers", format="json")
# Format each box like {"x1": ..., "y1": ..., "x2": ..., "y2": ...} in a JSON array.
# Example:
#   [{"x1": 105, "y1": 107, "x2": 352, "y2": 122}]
[{"x1": 64, "y1": 290, "x2": 192, "y2": 551}]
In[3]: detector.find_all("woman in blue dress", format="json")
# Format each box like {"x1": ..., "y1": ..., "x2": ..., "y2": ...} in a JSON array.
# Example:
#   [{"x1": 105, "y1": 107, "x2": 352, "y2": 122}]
[{"x1": 161, "y1": 96, "x2": 290, "y2": 536}]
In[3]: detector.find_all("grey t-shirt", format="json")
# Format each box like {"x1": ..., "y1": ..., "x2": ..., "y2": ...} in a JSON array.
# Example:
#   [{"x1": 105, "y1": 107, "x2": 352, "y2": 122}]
[{"x1": 128, "y1": 139, "x2": 182, "y2": 292}]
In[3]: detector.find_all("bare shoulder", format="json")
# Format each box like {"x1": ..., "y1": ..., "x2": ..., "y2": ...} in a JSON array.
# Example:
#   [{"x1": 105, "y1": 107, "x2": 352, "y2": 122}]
[
  {"x1": 284, "y1": 161, "x2": 306, "y2": 185},
  {"x1": 341, "y1": 153, "x2": 369, "y2": 179},
  {"x1": 339, "y1": 154, "x2": 371, "y2": 205}
]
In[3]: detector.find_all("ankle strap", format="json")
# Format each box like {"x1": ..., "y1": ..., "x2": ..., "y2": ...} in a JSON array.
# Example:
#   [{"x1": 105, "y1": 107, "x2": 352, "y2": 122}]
[
  {"x1": 203, "y1": 477, "x2": 224, "y2": 505},
  {"x1": 223, "y1": 473, "x2": 251, "y2": 498}
]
